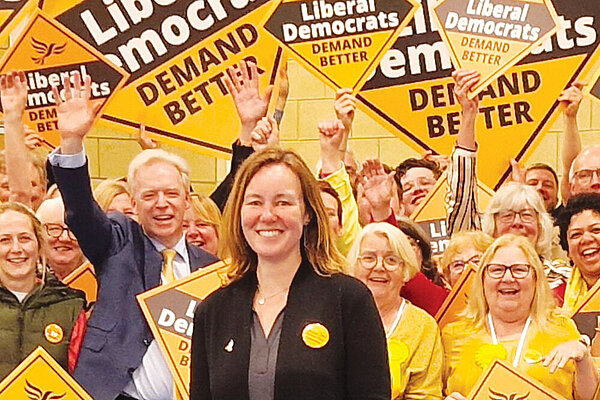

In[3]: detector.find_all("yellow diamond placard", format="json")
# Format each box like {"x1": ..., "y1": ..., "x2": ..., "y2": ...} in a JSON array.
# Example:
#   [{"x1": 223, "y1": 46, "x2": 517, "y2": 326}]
[
  {"x1": 432, "y1": 0, "x2": 561, "y2": 98},
  {"x1": 356, "y1": 0, "x2": 600, "y2": 189},
  {"x1": 42, "y1": 0, "x2": 283, "y2": 158},
  {"x1": 63, "y1": 261, "x2": 97, "y2": 307},
  {"x1": 410, "y1": 172, "x2": 495, "y2": 255},
  {"x1": 137, "y1": 261, "x2": 229, "y2": 399},
  {"x1": 435, "y1": 263, "x2": 476, "y2": 328},
  {"x1": 0, "y1": 11, "x2": 129, "y2": 148},
  {"x1": 569, "y1": 281, "x2": 600, "y2": 343},
  {"x1": 469, "y1": 360, "x2": 567, "y2": 400},
  {"x1": 0, "y1": 346, "x2": 94, "y2": 400},
  {"x1": 263, "y1": 0, "x2": 420, "y2": 93}
]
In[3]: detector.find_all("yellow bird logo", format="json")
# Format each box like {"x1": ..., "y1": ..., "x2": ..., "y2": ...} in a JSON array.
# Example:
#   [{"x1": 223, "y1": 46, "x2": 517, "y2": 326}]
[
  {"x1": 489, "y1": 388, "x2": 530, "y2": 400},
  {"x1": 24, "y1": 380, "x2": 66, "y2": 400},
  {"x1": 30, "y1": 37, "x2": 66, "y2": 65}
]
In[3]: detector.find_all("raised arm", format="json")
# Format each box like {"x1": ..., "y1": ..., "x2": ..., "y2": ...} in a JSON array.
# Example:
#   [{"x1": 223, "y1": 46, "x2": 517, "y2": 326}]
[
  {"x1": 1, "y1": 71, "x2": 33, "y2": 207},
  {"x1": 446, "y1": 70, "x2": 482, "y2": 235},
  {"x1": 558, "y1": 83, "x2": 583, "y2": 203},
  {"x1": 50, "y1": 72, "x2": 117, "y2": 266},
  {"x1": 210, "y1": 61, "x2": 272, "y2": 209}
]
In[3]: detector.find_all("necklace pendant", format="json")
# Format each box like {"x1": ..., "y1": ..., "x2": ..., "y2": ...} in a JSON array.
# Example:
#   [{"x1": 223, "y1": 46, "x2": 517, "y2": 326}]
[{"x1": 258, "y1": 298, "x2": 265, "y2": 305}]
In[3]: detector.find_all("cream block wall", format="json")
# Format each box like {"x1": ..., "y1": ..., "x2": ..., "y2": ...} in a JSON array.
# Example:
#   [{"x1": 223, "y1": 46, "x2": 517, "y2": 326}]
[{"x1": 3, "y1": 60, "x2": 599, "y2": 195}]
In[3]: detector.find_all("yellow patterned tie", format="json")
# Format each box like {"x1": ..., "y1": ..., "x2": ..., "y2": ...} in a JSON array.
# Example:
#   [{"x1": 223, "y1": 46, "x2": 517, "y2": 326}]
[{"x1": 161, "y1": 249, "x2": 177, "y2": 284}]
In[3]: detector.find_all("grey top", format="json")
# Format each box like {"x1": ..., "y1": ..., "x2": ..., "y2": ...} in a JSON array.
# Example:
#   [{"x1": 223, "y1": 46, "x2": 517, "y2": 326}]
[{"x1": 248, "y1": 311, "x2": 284, "y2": 400}]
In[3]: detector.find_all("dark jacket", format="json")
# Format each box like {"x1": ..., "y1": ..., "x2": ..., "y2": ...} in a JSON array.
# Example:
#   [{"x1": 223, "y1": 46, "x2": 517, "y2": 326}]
[
  {"x1": 0, "y1": 276, "x2": 85, "y2": 380},
  {"x1": 191, "y1": 259, "x2": 391, "y2": 400},
  {"x1": 53, "y1": 162, "x2": 218, "y2": 400}
]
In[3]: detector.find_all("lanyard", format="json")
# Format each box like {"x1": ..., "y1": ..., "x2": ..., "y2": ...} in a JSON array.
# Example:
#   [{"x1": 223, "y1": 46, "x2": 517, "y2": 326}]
[
  {"x1": 487, "y1": 314, "x2": 531, "y2": 368},
  {"x1": 386, "y1": 299, "x2": 406, "y2": 338}
]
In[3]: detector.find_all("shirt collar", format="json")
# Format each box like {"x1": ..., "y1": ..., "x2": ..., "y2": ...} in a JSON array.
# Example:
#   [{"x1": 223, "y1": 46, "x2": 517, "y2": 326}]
[{"x1": 149, "y1": 235, "x2": 189, "y2": 265}]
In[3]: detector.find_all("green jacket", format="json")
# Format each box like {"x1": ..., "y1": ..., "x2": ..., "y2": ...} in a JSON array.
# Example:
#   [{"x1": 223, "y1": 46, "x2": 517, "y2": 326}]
[{"x1": 0, "y1": 275, "x2": 85, "y2": 380}]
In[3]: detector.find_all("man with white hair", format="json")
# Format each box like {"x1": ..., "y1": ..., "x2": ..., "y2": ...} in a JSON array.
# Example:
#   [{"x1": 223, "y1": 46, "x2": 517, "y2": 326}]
[
  {"x1": 569, "y1": 145, "x2": 600, "y2": 197},
  {"x1": 36, "y1": 197, "x2": 86, "y2": 280},
  {"x1": 48, "y1": 72, "x2": 217, "y2": 400}
]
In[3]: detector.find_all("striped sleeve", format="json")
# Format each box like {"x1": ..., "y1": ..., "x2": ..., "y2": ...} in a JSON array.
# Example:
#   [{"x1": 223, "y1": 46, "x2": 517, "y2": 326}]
[{"x1": 446, "y1": 146, "x2": 481, "y2": 235}]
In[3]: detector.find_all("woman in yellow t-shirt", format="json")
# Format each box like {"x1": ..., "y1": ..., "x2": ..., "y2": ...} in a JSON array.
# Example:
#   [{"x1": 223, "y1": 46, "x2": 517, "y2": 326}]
[
  {"x1": 350, "y1": 222, "x2": 443, "y2": 399},
  {"x1": 442, "y1": 234, "x2": 598, "y2": 400}
]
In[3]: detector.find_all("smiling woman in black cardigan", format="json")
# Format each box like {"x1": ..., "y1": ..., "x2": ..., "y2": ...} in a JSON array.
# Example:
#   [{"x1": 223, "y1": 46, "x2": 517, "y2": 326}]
[{"x1": 191, "y1": 147, "x2": 390, "y2": 400}]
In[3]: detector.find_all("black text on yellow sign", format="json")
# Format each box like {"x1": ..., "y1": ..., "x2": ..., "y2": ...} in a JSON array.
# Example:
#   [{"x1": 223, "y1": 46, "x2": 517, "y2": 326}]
[
  {"x1": 0, "y1": 347, "x2": 93, "y2": 399},
  {"x1": 432, "y1": 0, "x2": 561, "y2": 98},
  {"x1": 137, "y1": 262, "x2": 228, "y2": 399},
  {"x1": 263, "y1": 0, "x2": 419, "y2": 92},
  {"x1": 42, "y1": 0, "x2": 282, "y2": 157},
  {"x1": 356, "y1": 0, "x2": 600, "y2": 189},
  {"x1": 0, "y1": 11, "x2": 129, "y2": 148}
]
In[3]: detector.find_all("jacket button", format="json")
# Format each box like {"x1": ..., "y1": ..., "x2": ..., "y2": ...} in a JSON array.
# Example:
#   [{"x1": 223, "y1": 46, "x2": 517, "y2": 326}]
[{"x1": 143, "y1": 339, "x2": 151, "y2": 346}]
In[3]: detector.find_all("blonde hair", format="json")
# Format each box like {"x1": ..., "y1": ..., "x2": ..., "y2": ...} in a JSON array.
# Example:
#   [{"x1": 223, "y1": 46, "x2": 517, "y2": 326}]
[
  {"x1": 440, "y1": 231, "x2": 494, "y2": 282},
  {"x1": 464, "y1": 234, "x2": 557, "y2": 329},
  {"x1": 348, "y1": 222, "x2": 419, "y2": 284},
  {"x1": 94, "y1": 178, "x2": 131, "y2": 212},
  {"x1": 127, "y1": 149, "x2": 190, "y2": 196},
  {"x1": 189, "y1": 194, "x2": 223, "y2": 256},
  {"x1": 0, "y1": 202, "x2": 46, "y2": 282},
  {"x1": 482, "y1": 182, "x2": 554, "y2": 259},
  {"x1": 222, "y1": 147, "x2": 345, "y2": 281}
]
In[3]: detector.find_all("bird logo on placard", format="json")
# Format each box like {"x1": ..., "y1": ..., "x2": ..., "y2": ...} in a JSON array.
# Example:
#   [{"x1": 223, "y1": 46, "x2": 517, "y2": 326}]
[
  {"x1": 30, "y1": 37, "x2": 66, "y2": 65},
  {"x1": 488, "y1": 388, "x2": 530, "y2": 400},
  {"x1": 24, "y1": 380, "x2": 66, "y2": 400}
]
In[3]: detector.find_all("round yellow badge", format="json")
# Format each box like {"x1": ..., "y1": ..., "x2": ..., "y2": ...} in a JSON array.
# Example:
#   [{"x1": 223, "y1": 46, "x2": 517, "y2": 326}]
[
  {"x1": 388, "y1": 339, "x2": 410, "y2": 365},
  {"x1": 44, "y1": 323, "x2": 64, "y2": 344},
  {"x1": 523, "y1": 349, "x2": 543, "y2": 364},
  {"x1": 302, "y1": 323, "x2": 329, "y2": 349},
  {"x1": 474, "y1": 343, "x2": 507, "y2": 369}
]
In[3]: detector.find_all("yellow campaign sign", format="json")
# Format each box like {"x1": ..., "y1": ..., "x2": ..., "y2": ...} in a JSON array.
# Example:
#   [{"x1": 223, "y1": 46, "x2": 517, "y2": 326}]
[
  {"x1": 468, "y1": 360, "x2": 567, "y2": 400},
  {"x1": 356, "y1": 0, "x2": 600, "y2": 189},
  {"x1": 569, "y1": 280, "x2": 600, "y2": 343},
  {"x1": 0, "y1": 11, "x2": 129, "y2": 148},
  {"x1": 432, "y1": 0, "x2": 561, "y2": 98},
  {"x1": 0, "y1": 346, "x2": 94, "y2": 400},
  {"x1": 42, "y1": 0, "x2": 283, "y2": 158},
  {"x1": 584, "y1": 62, "x2": 600, "y2": 104},
  {"x1": 62, "y1": 261, "x2": 97, "y2": 307},
  {"x1": 0, "y1": 0, "x2": 40, "y2": 46},
  {"x1": 137, "y1": 261, "x2": 229, "y2": 399},
  {"x1": 410, "y1": 172, "x2": 495, "y2": 255},
  {"x1": 435, "y1": 263, "x2": 476, "y2": 328},
  {"x1": 262, "y1": 0, "x2": 420, "y2": 93}
]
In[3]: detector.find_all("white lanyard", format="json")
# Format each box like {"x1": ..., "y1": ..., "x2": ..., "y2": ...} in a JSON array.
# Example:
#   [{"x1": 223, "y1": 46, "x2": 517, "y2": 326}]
[
  {"x1": 386, "y1": 299, "x2": 406, "y2": 338},
  {"x1": 487, "y1": 314, "x2": 531, "y2": 368}
]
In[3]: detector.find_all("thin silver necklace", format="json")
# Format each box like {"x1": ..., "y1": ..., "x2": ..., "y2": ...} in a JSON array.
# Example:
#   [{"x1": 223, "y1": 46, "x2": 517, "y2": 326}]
[{"x1": 256, "y1": 285, "x2": 289, "y2": 305}]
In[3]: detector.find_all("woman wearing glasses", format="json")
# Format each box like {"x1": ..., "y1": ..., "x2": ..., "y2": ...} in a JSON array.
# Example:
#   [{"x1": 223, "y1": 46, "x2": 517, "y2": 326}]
[
  {"x1": 0, "y1": 202, "x2": 85, "y2": 380},
  {"x1": 440, "y1": 231, "x2": 494, "y2": 288},
  {"x1": 349, "y1": 222, "x2": 443, "y2": 400},
  {"x1": 443, "y1": 234, "x2": 598, "y2": 400}
]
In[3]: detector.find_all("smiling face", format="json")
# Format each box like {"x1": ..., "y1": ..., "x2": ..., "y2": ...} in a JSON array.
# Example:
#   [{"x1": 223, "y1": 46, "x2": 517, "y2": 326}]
[
  {"x1": 132, "y1": 161, "x2": 190, "y2": 249},
  {"x1": 525, "y1": 168, "x2": 558, "y2": 212},
  {"x1": 567, "y1": 210, "x2": 600, "y2": 286},
  {"x1": 494, "y1": 208, "x2": 539, "y2": 245},
  {"x1": 36, "y1": 198, "x2": 84, "y2": 279},
  {"x1": 183, "y1": 207, "x2": 219, "y2": 256},
  {"x1": 448, "y1": 245, "x2": 482, "y2": 287},
  {"x1": 400, "y1": 167, "x2": 436, "y2": 216},
  {"x1": 241, "y1": 164, "x2": 308, "y2": 265},
  {"x1": 355, "y1": 233, "x2": 405, "y2": 306},
  {"x1": 483, "y1": 244, "x2": 535, "y2": 322},
  {"x1": 0, "y1": 210, "x2": 39, "y2": 289},
  {"x1": 108, "y1": 192, "x2": 136, "y2": 220}
]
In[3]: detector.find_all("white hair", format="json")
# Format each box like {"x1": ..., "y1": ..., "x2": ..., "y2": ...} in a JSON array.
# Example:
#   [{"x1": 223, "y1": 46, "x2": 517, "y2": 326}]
[
  {"x1": 481, "y1": 182, "x2": 554, "y2": 259},
  {"x1": 127, "y1": 149, "x2": 191, "y2": 195}
]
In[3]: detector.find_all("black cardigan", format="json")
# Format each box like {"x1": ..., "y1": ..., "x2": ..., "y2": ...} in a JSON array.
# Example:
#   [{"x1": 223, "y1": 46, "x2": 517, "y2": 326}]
[{"x1": 191, "y1": 260, "x2": 391, "y2": 400}]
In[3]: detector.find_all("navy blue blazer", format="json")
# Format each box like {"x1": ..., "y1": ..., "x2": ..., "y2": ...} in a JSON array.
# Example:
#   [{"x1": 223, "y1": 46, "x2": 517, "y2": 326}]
[
  {"x1": 191, "y1": 259, "x2": 391, "y2": 400},
  {"x1": 53, "y1": 163, "x2": 218, "y2": 400}
]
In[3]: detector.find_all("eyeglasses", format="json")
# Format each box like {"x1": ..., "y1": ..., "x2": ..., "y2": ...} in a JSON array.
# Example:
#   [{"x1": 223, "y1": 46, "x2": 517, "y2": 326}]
[
  {"x1": 44, "y1": 223, "x2": 76, "y2": 240},
  {"x1": 485, "y1": 263, "x2": 531, "y2": 279},
  {"x1": 573, "y1": 168, "x2": 600, "y2": 184},
  {"x1": 358, "y1": 254, "x2": 403, "y2": 271},
  {"x1": 448, "y1": 255, "x2": 481, "y2": 274},
  {"x1": 496, "y1": 209, "x2": 536, "y2": 224}
]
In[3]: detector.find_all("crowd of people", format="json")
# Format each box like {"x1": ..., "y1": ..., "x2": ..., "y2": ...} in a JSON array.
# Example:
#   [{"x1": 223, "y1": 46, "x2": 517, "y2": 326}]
[{"x1": 0, "y1": 59, "x2": 599, "y2": 400}]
